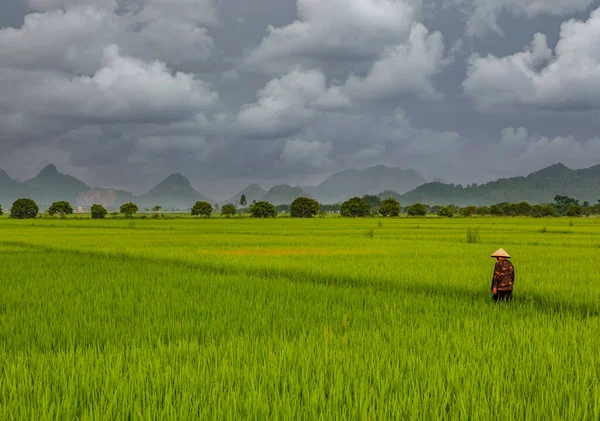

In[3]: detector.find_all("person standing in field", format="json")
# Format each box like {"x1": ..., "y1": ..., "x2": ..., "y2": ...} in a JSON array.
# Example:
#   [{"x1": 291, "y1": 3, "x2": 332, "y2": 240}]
[{"x1": 490, "y1": 248, "x2": 514, "y2": 302}]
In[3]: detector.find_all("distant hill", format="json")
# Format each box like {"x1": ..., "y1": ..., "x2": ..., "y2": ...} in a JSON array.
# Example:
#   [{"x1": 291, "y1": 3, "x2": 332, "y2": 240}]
[
  {"x1": 76, "y1": 188, "x2": 134, "y2": 210},
  {"x1": 20, "y1": 164, "x2": 90, "y2": 207},
  {"x1": 307, "y1": 165, "x2": 426, "y2": 203},
  {"x1": 5, "y1": 162, "x2": 600, "y2": 211},
  {"x1": 220, "y1": 184, "x2": 267, "y2": 206},
  {"x1": 139, "y1": 173, "x2": 213, "y2": 209},
  {"x1": 262, "y1": 185, "x2": 308, "y2": 205},
  {"x1": 390, "y1": 163, "x2": 600, "y2": 206},
  {"x1": 0, "y1": 169, "x2": 20, "y2": 207}
]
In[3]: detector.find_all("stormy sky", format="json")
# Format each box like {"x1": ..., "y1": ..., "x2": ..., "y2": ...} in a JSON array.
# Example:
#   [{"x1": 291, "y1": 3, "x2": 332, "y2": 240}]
[{"x1": 1, "y1": 0, "x2": 600, "y2": 200}]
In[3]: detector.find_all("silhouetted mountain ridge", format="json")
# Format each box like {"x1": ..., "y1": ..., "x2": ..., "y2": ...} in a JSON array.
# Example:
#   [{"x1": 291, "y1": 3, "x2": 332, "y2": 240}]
[
  {"x1": 139, "y1": 173, "x2": 213, "y2": 208},
  {"x1": 3, "y1": 162, "x2": 600, "y2": 210},
  {"x1": 220, "y1": 184, "x2": 267, "y2": 206},
  {"x1": 263, "y1": 185, "x2": 308, "y2": 205},
  {"x1": 388, "y1": 163, "x2": 600, "y2": 206}
]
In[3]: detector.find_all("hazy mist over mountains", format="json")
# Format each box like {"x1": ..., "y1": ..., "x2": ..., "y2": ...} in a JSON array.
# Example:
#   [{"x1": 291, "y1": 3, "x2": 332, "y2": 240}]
[{"x1": 2, "y1": 162, "x2": 600, "y2": 210}]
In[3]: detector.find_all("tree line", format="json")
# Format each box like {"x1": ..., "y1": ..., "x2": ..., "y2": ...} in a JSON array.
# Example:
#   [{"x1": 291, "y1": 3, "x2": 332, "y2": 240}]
[{"x1": 2, "y1": 195, "x2": 597, "y2": 219}]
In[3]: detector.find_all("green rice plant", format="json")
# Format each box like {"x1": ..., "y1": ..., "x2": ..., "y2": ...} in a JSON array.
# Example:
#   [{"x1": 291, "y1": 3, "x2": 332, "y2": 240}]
[
  {"x1": 466, "y1": 226, "x2": 480, "y2": 243},
  {"x1": 1, "y1": 217, "x2": 599, "y2": 419}
]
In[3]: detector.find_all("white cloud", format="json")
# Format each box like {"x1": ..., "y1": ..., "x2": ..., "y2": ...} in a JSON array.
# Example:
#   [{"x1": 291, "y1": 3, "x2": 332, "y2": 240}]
[
  {"x1": 0, "y1": 7, "x2": 118, "y2": 75},
  {"x1": 237, "y1": 25, "x2": 447, "y2": 138},
  {"x1": 245, "y1": 0, "x2": 421, "y2": 73},
  {"x1": 237, "y1": 68, "x2": 327, "y2": 138},
  {"x1": 463, "y1": 8, "x2": 600, "y2": 112},
  {"x1": 478, "y1": 127, "x2": 599, "y2": 177},
  {"x1": 0, "y1": 46, "x2": 218, "y2": 125},
  {"x1": 0, "y1": 4, "x2": 216, "y2": 75},
  {"x1": 342, "y1": 24, "x2": 447, "y2": 102},
  {"x1": 454, "y1": 0, "x2": 595, "y2": 36}
]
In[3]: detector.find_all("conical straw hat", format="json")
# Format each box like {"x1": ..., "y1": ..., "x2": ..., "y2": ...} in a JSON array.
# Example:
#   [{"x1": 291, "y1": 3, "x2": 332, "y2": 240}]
[{"x1": 491, "y1": 248, "x2": 511, "y2": 258}]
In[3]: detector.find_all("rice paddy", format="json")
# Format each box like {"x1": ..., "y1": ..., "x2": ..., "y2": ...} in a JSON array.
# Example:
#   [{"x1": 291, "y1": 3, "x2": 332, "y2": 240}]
[{"x1": 1, "y1": 216, "x2": 599, "y2": 420}]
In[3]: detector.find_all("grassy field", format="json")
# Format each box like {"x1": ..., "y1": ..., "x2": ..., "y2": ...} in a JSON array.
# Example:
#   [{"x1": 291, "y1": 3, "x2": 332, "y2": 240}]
[{"x1": 1, "y1": 216, "x2": 599, "y2": 420}]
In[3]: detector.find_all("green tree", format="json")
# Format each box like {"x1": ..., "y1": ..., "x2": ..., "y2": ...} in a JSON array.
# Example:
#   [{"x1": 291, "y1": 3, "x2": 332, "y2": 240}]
[
  {"x1": 477, "y1": 206, "x2": 490, "y2": 216},
  {"x1": 407, "y1": 203, "x2": 427, "y2": 217},
  {"x1": 379, "y1": 198, "x2": 400, "y2": 217},
  {"x1": 502, "y1": 203, "x2": 517, "y2": 216},
  {"x1": 152, "y1": 206, "x2": 162, "y2": 213},
  {"x1": 10, "y1": 198, "x2": 39, "y2": 219},
  {"x1": 276, "y1": 204, "x2": 291, "y2": 213},
  {"x1": 565, "y1": 204, "x2": 583, "y2": 217},
  {"x1": 320, "y1": 204, "x2": 341, "y2": 213},
  {"x1": 221, "y1": 203, "x2": 237, "y2": 217},
  {"x1": 362, "y1": 195, "x2": 381, "y2": 210},
  {"x1": 191, "y1": 201, "x2": 213, "y2": 217},
  {"x1": 489, "y1": 204, "x2": 503, "y2": 216},
  {"x1": 515, "y1": 201, "x2": 532, "y2": 216},
  {"x1": 0, "y1": 205, "x2": 3, "y2": 216},
  {"x1": 47, "y1": 201, "x2": 74, "y2": 217},
  {"x1": 542, "y1": 204, "x2": 558, "y2": 217},
  {"x1": 437, "y1": 206, "x2": 454, "y2": 218},
  {"x1": 91, "y1": 204, "x2": 108, "y2": 219},
  {"x1": 120, "y1": 202, "x2": 139, "y2": 218},
  {"x1": 459, "y1": 206, "x2": 477, "y2": 217},
  {"x1": 290, "y1": 197, "x2": 320, "y2": 218},
  {"x1": 249, "y1": 201, "x2": 277, "y2": 218},
  {"x1": 240, "y1": 194, "x2": 247, "y2": 207},
  {"x1": 554, "y1": 195, "x2": 579, "y2": 216},
  {"x1": 340, "y1": 197, "x2": 370, "y2": 217}
]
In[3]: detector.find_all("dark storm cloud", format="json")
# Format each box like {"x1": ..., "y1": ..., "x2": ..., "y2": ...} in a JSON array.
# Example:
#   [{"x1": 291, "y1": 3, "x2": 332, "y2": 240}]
[{"x1": 1, "y1": 0, "x2": 600, "y2": 200}]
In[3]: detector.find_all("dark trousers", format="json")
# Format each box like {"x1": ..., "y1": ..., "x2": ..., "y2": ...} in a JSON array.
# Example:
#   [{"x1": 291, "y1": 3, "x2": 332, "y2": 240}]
[{"x1": 493, "y1": 290, "x2": 513, "y2": 302}]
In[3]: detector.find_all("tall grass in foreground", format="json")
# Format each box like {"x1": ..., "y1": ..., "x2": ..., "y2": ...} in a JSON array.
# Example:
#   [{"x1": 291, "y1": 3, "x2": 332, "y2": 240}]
[{"x1": 0, "y1": 218, "x2": 599, "y2": 419}]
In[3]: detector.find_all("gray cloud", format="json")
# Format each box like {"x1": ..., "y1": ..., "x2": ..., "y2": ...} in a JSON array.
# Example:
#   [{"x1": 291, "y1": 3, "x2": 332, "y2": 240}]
[
  {"x1": 453, "y1": 0, "x2": 596, "y2": 36},
  {"x1": 463, "y1": 7, "x2": 600, "y2": 111},
  {"x1": 0, "y1": 0, "x2": 599, "y2": 200},
  {"x1": 245, "y1": 0, "x2": 422, "y2": 73}
]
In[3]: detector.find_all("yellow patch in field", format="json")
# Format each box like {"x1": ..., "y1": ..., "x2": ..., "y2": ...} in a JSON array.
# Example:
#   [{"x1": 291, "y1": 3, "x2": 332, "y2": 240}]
[{"x1": 197, "y1": 248, "x2": 366, "y2": 257}]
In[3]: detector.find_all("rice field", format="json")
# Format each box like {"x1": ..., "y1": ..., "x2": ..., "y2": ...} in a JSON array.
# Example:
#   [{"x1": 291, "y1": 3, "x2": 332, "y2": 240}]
[{"x1": 1, "y1": 216, "x2": 599, "y2": 420}]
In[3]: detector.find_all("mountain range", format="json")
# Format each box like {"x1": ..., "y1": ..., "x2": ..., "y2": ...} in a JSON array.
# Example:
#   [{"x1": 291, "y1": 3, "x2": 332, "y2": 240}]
[
  {"x1": 2, "y1": 162, "x2": 600, "y2": 210},
  {"x1": 383, "y1": 163, "x2": 600, "y2": 206}
]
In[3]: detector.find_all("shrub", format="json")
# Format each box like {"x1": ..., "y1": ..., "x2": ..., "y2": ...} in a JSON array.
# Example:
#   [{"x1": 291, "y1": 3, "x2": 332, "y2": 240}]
[
  {"x1": 489, "y1": 204, "x2": 503, "y2": 216},
  {"x1": 566, "y1": 204, "x2": 583, "y2": 217},
  {"x1": 91, "y1": 204, "x2": 108, "y2": 219},
  {"x1": 10, "y1": 198, "x2": 39, "y2": 219},
  {"x1": 120, "y1": 202, "x2": 139, "y2": 218},
  {"x1": 290, "y1": 197, "x2": 320, "y2": 218},
  {"x1": 340, "y1": 197, "x2": 370, "y2": 217},
  {"x1": 477, "y1": 206, "x2": 490, "y2": 216},
  {"x1": 191, "y1": 201, "x2": 213, "y2": 217},
  {"x1": 459, "y1": 206, "x2": 478, "y2": 217},
  {"x1": 437, "y1": 206, "x2": 454, "y2": 218},
  {"x1": 249, "y1": 201, "x2": 277, "y2": 218},
  {"x1": 407, "y1": 203, "x2": 427, "y2": 217},
  {"x1": 221, "y1": 203, "x2": 237, "y2": 217},
  {"x1": 362, "y1": 195, "x2": 381, "y2": 210},
  {"x1": 379, "y1": 198, "x2": 400, "y2": 217},
  {"x1": 466, "y1": 227, "x2": 480, "y2": 244},
  {"x1": 48, "y1": 201, "x2": 73, "y2": 217},
  {"x1": 515, "y1": 202, "x2": 532, "y2": 216}
]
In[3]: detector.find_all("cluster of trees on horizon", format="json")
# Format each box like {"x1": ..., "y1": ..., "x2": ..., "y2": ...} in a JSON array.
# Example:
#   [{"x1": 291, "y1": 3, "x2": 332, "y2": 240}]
[{"x1": 2, "y1": 195, "x2": 598, "y2": 220}]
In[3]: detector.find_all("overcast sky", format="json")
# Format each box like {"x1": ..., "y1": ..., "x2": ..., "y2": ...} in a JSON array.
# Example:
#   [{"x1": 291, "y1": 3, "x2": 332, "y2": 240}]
[{"x1": 1, "y1": 0, "x2": 600, "y2": 199}]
